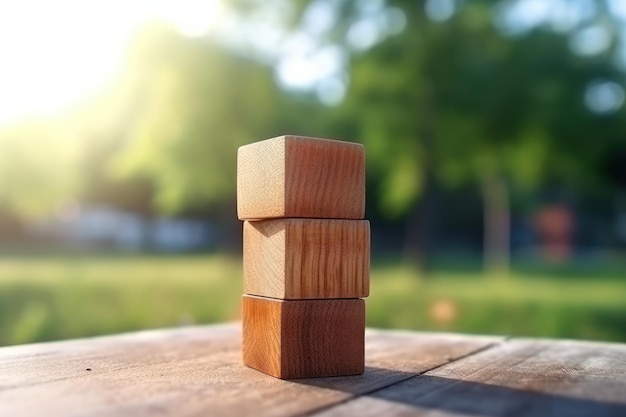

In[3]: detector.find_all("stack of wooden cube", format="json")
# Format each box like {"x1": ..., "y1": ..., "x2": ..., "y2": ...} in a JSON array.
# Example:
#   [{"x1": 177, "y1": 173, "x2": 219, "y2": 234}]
[{"x1": 237, "y1": 135, "x2": 370, "y2": 379}]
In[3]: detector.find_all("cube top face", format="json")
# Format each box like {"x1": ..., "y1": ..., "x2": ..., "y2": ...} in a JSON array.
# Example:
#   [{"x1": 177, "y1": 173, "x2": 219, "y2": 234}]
[
  {"x1": 242, "y1": 295, "x2": 365, "y2": 379},
  {"x1": 237, "y1": 135, "x2": 365, "y2": 220},
  {"x1": 244, "y1": 219, "x2": 370, "y2": 300}
]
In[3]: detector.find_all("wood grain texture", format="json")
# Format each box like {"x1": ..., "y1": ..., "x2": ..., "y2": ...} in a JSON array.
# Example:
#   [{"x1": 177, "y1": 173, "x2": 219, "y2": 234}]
[
  {"x1": 244, "y1": 219, "x2": 370, "y2": 299},
  {"x1": 243, "y1": 295, "x2": 365, "y2": 379},
  {"x1": 313, "y1": 338, "x2": 626, "y2": 417},
  {"x1": 0, "y1": 324, "x2": 499, "y2": 417},
  {"x1": 237, "y1": 135, "x2": 365, "y2": 220}
]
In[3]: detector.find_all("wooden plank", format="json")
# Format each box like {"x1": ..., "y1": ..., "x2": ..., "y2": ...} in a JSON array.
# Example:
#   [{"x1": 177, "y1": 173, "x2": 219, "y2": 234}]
[
  {"x1": 0, "y1": 325, "x2": 499, "y2": 417},
  {"x1": 244, "y1": 219, "x2": 370, "y2": 299},
  {"x1": 314, "y1": 338, "x2": 626, "y2": 417},
  {"x1": 237, "y1": 135, "x2": 365, "y2": 220},
  {"x1": 0, "y1": 323, "x2": 241, "y2": 390},
  {"x1": 243, "y1": 295, "x2": 365, "y2": 379}
]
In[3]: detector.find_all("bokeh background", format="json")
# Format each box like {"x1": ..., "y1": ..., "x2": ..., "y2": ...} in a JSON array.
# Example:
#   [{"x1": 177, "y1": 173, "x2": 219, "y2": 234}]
[{"x1": 1, "y1": 0, "x2": 625, "y2": 346}]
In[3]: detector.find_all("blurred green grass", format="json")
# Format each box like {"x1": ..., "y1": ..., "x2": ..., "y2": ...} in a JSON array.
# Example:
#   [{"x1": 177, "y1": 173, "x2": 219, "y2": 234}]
[{"x1": 0, "y1": 254, "x2": 625, "y2": 346}]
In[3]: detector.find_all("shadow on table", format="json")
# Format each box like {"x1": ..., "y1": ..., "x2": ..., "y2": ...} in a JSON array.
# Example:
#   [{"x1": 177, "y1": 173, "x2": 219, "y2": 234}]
[{"x1": 295, "y1": 366, "x2": 626, "y2": 417}]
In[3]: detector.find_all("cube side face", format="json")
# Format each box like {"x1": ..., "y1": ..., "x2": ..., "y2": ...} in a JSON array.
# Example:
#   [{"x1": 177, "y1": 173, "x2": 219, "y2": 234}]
[
  {"x1": 284, "y1": 136, "x2": 365, "y2": 219},
  {"x1": 242, "y1": 295, "x2": 283, "y2": 378},
  {"x1": 284, "y1": 219, "x2": 370, "y2": 299},
  {"x1": 280, "y1": 299, "x2": 365, "y2": 379},
  {"x1": 237, "y1": 137, "x2": 286, "y2": 220},
  {"x1": 243, "y1": 221, "x2": 287, "y2": 299}
]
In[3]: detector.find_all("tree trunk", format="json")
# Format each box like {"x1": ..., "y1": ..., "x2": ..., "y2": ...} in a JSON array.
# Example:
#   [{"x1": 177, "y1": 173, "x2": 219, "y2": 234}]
[{"x1": 481, "y1": 173, "x2": 510, "y2": 277}]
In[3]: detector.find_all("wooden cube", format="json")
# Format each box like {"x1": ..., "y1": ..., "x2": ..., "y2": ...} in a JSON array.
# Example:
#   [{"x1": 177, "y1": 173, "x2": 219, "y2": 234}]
[
  {"x1": 242, "y1": 295, "x2": 365, "y2": 379},
  {"x1": 243, "y1": 219, "x2": 370, "y2": 300},
  {"x1": 237, "y1": 135, "x2": 365, "y2": 220}
]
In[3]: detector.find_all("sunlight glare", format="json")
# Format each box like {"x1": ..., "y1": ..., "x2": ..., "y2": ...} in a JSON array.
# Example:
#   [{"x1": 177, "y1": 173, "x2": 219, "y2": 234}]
[{"x1": 0, "y1": 0, "x2": 226, "y2": 127}]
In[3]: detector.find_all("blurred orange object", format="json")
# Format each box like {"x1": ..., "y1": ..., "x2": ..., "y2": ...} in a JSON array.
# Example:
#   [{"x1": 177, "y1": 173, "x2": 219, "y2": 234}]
[{"x1": 532, "y1": 204, "x2": 574, "y2": 262}]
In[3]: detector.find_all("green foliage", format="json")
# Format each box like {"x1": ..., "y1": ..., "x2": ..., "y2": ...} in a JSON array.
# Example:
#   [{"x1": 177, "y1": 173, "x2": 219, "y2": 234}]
[
  {"x1": 339, "y1": 0, "x2": 625, "y2": 216},
  {"x1": 0, "y1": 255, "x2": 625, "y2": 346},
  {"x1": 112, "y1": 25, "x2": 285, "y2": 213},
  {"x1": 0, "y1": 121, "x2": 82, "y2": 218}
]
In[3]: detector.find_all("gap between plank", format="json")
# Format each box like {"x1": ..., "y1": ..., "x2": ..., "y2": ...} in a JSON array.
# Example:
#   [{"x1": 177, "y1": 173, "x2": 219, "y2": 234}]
[{"x1": 300, "y1": 340, "x2": 506, "y2": 417}]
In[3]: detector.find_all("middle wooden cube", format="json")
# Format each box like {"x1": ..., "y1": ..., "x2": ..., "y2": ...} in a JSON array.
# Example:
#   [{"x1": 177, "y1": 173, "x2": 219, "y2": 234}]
[{"x1": 244, "y1": 218, "x2": 370, "y2": 300}]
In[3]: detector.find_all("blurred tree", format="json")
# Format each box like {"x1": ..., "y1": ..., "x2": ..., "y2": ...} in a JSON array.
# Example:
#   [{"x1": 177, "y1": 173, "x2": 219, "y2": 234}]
[
  {"x1": 113, "y1": 25, "x2": 285, "y2": 214},
  {"x1": 327, "y1": 0, "x2": 625, "y2": 275},
  {"x1": 0, "y1": 120, "x2": 82, "y2": 220},
  {"x1": 100, "y1": 24, "x2": 297, "y2": 246},
  {"x1": 106, "y1": 1, "x2": 625, "y2": 265}
]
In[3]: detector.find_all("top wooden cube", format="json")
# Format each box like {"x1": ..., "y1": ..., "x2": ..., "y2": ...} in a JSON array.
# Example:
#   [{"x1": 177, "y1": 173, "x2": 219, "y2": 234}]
[{"x1": 237, "y1": 135, "x2": 365, "y2": 220}]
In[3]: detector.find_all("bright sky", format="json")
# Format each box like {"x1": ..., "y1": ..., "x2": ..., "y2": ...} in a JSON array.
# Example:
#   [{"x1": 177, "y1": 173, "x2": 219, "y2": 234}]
[{"x1": 0, "y1": 0, "x2": 226, "y2": 126}]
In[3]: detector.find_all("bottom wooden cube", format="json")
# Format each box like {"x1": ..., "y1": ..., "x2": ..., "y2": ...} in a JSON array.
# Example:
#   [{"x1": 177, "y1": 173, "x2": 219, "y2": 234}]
[{"x1": 242, "y1": 295, "x2": 365, "y2": 379}]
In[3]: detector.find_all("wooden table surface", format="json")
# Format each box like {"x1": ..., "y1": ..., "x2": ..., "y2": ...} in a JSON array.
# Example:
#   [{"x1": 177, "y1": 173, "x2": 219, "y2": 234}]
[{"x1": 1, "y1": 323, "x2": 625, "y2": 416}]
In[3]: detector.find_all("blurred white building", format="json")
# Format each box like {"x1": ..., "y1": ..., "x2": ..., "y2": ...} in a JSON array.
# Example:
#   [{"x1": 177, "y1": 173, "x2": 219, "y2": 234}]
[{"x1": 29, "y1": 205, "x2": 214, "y2": 251}]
